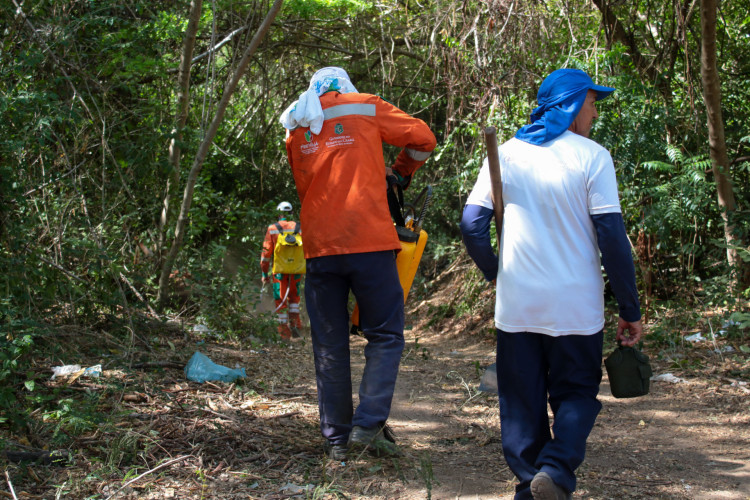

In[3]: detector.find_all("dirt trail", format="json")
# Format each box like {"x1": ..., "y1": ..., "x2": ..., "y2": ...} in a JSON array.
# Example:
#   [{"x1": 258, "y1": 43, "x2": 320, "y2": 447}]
[
  {"x1": 244, "y1": 269, "x2": 750, "y2": 499},
  {"x1": 385, "y1": 329, "x2": 507, "y2": 499},
  {"x1": 338, "y1": 307, "x2": 750, "y2": 499},
  {"x1": 12, "y1": 281, "x2": 747, "y2": 499}
]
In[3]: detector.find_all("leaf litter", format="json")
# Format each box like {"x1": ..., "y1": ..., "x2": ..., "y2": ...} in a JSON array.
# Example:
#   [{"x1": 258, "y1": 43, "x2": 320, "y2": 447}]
[{"x1": 2, "y1": 273, "x2": 749, "y2": 499}]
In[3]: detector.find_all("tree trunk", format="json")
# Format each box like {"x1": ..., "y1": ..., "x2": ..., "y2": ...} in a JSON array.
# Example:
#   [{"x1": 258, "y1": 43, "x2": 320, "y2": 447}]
[
  {"x1": 156, "y1": 0, "x2": 285, "y2": 309},
  {"x1": 699, "y1": 0, "x2": 742, "y2": 279},
  {"x1": 591, "y1": 0, "x2": 672, "y2": 103},
  {"x1": 157, "y1": 0, "x2": 204, "y2": 261}
]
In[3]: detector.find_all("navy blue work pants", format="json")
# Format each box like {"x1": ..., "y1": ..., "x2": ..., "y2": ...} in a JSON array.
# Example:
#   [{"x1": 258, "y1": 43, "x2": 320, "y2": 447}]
[
  {"x1": 496, "y1": 329, "x2": 603, "y2": 498},
  {"x1": 305, "y1": 251, "x2": 405, "y2": 445}
]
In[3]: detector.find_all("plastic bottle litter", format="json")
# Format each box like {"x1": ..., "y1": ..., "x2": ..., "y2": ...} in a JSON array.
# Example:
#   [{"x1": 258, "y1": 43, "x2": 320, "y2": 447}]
[
  {"x1": 51, "y1": 364, "x2": 102, "y2": 379},
  {"x1": 713, "y1": 346, "x2": 735, "y2": 354},
  {"x1": 279, "y1": 483, "x2": 314, "y2": 494},
  {"x1": 478, "y1": 363, "x2": 498, "y2": 393},
  {"x1": 184, "y1": 351, "x2": 246, "y2": 383},
  {"x1": 84, "y1": 365, "x2": 102, "y2": 377},
  {"x1": 192, "y1": 324, "x2": 211, "y2": 334}
]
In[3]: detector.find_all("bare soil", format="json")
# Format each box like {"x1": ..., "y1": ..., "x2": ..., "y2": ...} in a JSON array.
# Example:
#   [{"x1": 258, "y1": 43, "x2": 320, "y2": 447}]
[{"x1": 2, "y1": 268, "x2": 749, "y2": 499}]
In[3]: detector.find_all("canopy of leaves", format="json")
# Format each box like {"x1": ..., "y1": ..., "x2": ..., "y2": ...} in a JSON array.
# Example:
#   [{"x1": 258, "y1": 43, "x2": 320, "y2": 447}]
[{"x1": 1, "y1": 0, "x2": 749, "y2": 422}]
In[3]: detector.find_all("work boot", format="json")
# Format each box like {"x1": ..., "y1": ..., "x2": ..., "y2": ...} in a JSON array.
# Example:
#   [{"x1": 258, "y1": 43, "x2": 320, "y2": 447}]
[
  {"x1": 347, "y1": 423, "x2": 400, "y2": 457},
  {"x1": 290, "y1": 326, "x2": 301, "y2": 339},
  {"x1": 323, "y1": 441, "x2": 348, "y2": 461},
  {"x1": 530, "y1": 472, "x2": 571, "y2": 500},
  {"x1": 278, "y1": 324, "x2": 292, "y2": 341}
]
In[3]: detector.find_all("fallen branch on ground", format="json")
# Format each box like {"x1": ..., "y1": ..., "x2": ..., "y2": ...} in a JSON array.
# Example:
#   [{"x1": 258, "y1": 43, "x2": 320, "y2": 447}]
[{"x1": 104, "y1": 455, "x2": 192, "y2": 500}]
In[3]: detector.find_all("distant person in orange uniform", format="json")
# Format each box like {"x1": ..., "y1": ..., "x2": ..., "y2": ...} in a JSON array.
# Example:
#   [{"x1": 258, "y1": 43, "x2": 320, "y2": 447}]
[
  {"x1": 280, "y1": 67, "x2": 436, "y2": 459},
  {"x1": 260, "y1": 201, "x2": 303, "y2": 341}
]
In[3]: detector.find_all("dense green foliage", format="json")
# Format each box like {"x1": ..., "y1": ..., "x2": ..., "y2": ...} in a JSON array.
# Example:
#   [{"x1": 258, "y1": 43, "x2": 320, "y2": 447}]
[{"x1": 1, "y1": 0, "x2": 749, "y2": 438}]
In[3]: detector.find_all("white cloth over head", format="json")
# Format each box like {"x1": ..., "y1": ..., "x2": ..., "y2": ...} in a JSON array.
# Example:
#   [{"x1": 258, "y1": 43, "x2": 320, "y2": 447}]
[{"x1": 279, "y1": 67, "x2": 358, "y2": 135}]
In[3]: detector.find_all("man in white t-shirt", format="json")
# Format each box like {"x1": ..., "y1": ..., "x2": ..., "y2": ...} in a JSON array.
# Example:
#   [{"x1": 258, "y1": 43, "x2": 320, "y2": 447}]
[{"x1": 460, "y1": 69, "x2": 642, "y2": 500}]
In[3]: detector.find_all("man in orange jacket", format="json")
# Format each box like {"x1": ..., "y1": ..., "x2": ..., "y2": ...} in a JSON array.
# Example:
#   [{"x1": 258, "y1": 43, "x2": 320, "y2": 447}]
[
  {"x1": 280, "y1": 67, "x2": 436, "y2": 459},
  {"x1": 260, "y1": 201, "x2": 303, "y2": 341}
]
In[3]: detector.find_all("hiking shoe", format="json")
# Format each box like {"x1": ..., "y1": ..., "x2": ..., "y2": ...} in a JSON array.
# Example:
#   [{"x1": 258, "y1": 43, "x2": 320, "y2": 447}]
[
  {"x1": 290, "y1": 326, "x2": 301, "y2": 338},
  {"x1": 530, "y1": 472, "x2": 571, "y2": 500},
  {"x1": 323, "y1": 441, "x2": 348, "y2": 461},
  {"x1": 347, "y1": 424, "x2": 400, "y2": 457}
]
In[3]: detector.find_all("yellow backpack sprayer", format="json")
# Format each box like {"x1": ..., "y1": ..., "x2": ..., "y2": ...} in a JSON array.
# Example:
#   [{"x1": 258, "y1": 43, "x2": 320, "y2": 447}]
[{"x1": 350, "y1": 185, "x2": 433, "y2": 335}]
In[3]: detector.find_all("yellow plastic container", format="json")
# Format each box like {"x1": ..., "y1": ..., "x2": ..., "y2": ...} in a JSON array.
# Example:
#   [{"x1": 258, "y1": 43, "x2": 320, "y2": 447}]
[{"x1": 351, "y1": 226, "x2": 428, "y2": 332}]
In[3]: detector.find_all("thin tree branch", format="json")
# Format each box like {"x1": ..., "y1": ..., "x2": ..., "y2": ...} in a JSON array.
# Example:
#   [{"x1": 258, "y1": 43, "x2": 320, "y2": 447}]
[
  {"x1": 104, "y1": 455, "x2": 192, "y2": 500},
  {"x1": 4, "y1": 470, "x2": 18, "y2": 500},
  {"x1": 192, "y1": 26, "x2": 247, "y2": 64},
  {"x1": 39, "y1": 256, "x2": 87, "y2": 283}
]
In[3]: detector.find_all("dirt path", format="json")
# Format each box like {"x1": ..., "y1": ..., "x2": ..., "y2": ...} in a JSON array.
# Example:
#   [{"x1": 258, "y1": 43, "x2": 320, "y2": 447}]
[
  {"x1": 10, "y1": 287, "x2": 748, "y2": 499},
  {"x1": 386, "y1": 328, "x2": 508, "y2": 499},
  {"x1": 376, "y1": 319, "x2": 750, "y2": 500},
  {"x1": 250, "y1": 278, "x2": 750, "y2": 499}
]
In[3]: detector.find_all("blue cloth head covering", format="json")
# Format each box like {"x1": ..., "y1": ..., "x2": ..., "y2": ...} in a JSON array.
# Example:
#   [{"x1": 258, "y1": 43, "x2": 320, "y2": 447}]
[{"x1": 515, "y1": 69, "x2": 615, "y2": 145}]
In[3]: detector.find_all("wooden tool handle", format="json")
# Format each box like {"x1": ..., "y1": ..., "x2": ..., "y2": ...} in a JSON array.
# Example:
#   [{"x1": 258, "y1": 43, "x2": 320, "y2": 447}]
[{"x1": 484, "y1": 127, "x2": 504, "y2": 245}]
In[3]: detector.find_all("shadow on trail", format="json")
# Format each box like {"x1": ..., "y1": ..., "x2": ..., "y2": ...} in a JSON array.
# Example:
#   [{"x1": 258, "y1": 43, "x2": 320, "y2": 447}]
[{"x1": 345, "y1": 324, "x2": 750, "y2": 499}]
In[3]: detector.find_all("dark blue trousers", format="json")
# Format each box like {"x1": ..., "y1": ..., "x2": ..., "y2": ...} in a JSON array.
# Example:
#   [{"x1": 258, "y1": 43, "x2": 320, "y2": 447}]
[
  {"x1": 305, "y1": 251, "x2": 405, "y2": 445},
  {"x1": 496, "y1": 329, "x2": 603, "y2": 499}
]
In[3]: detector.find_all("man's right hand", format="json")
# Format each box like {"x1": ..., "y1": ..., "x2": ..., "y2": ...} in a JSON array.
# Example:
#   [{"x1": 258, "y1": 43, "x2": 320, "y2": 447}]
[{"x1": 616, "y1": 317, "x2": 643, "y2": 347}]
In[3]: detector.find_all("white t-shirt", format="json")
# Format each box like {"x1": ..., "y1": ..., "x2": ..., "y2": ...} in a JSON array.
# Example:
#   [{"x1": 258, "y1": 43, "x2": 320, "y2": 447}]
[{"x1": 466, "y1": 131, "x2": 622, "y2": 336}]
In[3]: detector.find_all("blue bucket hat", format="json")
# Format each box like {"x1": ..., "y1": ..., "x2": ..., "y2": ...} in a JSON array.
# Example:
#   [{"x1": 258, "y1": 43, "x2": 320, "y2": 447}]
[{"x1": 515, "y1": 69, "x2": 615, "y2": 145}]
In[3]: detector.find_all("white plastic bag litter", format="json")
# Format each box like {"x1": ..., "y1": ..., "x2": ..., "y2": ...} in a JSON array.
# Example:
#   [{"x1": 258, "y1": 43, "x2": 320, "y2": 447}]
[
  {"x1": 184, "y1": 351, "x2": 246, "y2": 383},
  {"x1": 51, "y1": 365, "x2": 82, "y2": 379},
  {"x1": 651, "y1": 373, "x2": 685, "y2": 383},
  {"x1": 685, "y1": 332, "x2": 705, "y2": 343}
]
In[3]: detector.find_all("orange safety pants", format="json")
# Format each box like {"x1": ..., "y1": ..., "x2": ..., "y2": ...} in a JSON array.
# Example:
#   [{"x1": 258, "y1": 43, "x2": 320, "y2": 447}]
[{"x1": 272, "y1": 273, "x2": 302, "y2": 339}]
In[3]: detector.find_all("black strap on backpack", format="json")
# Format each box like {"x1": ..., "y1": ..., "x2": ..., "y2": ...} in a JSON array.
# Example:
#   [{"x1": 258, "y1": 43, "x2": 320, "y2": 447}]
[
  {"x1": 275, "y1": 222, "x2": 300, "y2": 244},
  {"x1": 386, "y1": 175, "x2": 405, "y2": 227}
]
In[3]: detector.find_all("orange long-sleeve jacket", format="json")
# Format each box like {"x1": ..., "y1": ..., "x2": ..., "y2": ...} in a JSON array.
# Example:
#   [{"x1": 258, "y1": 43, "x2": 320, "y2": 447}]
[
  {"x1": 285, "y1": 91, "x2": 436, "y2": 259},
  {"x1": 260, "y1": 219, "x2": 300, "y2": 276}
]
